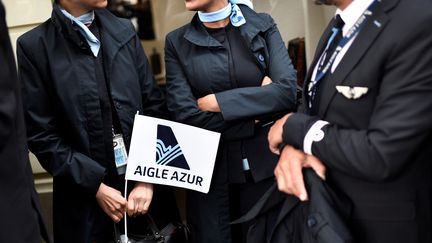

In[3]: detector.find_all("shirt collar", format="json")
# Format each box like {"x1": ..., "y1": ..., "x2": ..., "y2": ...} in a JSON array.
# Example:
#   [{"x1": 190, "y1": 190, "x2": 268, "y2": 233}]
[
  {"x1": 76, "y1": 11, "x2": 95, "y2": 26},
  {"x1": 336, "y1": 0, "x2": 375, "y2": 36},
  {"x1": 59, "y1": 7, "x2": 95, "y2": 26},
  {"x1": 59, "y1": 7, "x2": 100, "y2": 57}
]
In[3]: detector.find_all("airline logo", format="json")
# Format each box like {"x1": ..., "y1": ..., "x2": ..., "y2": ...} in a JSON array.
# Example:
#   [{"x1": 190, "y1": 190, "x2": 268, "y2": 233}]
[{"x1": 155, "y1": 125, "x2": 190, "y2": 170}]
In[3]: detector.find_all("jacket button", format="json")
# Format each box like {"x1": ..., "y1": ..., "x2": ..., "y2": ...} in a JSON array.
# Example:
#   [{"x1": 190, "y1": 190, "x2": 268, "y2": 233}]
[
  {"x1": 307, "y1": 216, "x2": 317, "y2": 228},
  {"x1": 115, "y1": 102, "x2": 122, "y2": 109},
  {"x1": 258, "y1": 54, "x2": 265, "y2": 62}
]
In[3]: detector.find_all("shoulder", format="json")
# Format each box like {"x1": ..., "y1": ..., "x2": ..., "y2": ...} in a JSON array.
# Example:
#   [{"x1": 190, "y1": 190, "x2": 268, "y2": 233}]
[
  {"x1": 166, "y1": 21, "x2": 191, "y2": 38},
  {"x1": 240, "y1": 5, "x2": 275, "y2": 25},
  {"x1": 17, "y1": 19, "x2": 52, "y2": 51},
  {"x1": 384, "y1": 0, "x2": 432, "y2": 39},
  {"x1": 166, "y1": 22, "x2": 191, "y2": 43},
  {"x1": 96, "y1": 9, "x2": 136, "y2": 34},
  {"x1": 390, "y1": 0, "x2": 432, "y2": 23}
]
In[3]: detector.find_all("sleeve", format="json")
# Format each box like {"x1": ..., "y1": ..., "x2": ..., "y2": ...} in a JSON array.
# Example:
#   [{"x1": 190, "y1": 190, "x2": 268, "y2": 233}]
[
  {"x1": 133, "y1": 33, "x2": 168, "y2": 119},
  {"x1": 215, "y1": 15, "x2": 297, "y2": 122},
  {"x1": 282, "y1": 16, "x2": 432, "y2": 182},
  {"x1": 17, "y1": 37, "x2": 105, "y2": 196},
  {"x1": 164, "y1": 34, "x2": 255, "y2": 140}
]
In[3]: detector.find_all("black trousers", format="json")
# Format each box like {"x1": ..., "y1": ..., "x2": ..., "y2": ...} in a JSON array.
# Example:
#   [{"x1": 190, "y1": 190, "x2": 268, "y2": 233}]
[{"x1": 187, "y1": 171, "x2": 274, "y2": 243}]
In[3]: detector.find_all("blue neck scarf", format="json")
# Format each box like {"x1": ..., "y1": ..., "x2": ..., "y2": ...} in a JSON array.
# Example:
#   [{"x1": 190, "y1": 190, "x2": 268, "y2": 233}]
[
  {"x1": 198, "y1": 0, "x2": 254, "y2": 27},
  {"x1": 60, "y1": 8, "x2": 100, "y2": 57}
]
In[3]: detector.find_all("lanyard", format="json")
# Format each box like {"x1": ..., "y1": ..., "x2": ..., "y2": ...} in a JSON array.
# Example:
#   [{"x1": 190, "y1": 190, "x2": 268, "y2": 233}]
[{"x1": 310, "y1": 0, "x2": 379, "y2": 91}]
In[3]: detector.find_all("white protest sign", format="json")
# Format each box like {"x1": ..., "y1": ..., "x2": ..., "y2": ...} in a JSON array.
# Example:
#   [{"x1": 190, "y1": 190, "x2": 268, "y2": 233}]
[{"x1": 126, "y1": 115, "x2": 220, "y2": 193}]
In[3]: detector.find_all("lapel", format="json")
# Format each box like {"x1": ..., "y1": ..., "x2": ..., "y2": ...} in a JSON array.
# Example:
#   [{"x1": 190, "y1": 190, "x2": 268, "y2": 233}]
[
  {"x1": 96, "y1": 9, "x2": 135, "y2": 72},
  {"x1": 318, "y1": 0, "x2": 399, "y2": 116},
  {"x1": 303, "y1": 18, "x2": 340, "y2": 114}
]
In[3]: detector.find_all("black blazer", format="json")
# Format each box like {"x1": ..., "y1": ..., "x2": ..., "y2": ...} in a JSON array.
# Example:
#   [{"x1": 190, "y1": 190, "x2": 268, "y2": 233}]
[
  {"x1": 165, "y1": 6, "x2": 297, "y2": 183},
  {"x1": 0, "y1": 2, "x2": 50, "y2": 242},
  {"x1": 282, "y1": 0, "x2": 432, "y2": 242}
]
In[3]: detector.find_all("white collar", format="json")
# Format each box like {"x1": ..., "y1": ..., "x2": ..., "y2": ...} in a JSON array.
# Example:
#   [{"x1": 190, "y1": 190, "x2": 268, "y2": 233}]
[{"x1": 336, "y1": 0, "x2": 375, "y2": 36}]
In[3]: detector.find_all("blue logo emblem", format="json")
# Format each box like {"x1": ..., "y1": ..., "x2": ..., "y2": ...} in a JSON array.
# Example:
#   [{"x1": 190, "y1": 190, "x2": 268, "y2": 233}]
[{"x1": 155, "y1": 125, "x2": 190, "y2": 170}]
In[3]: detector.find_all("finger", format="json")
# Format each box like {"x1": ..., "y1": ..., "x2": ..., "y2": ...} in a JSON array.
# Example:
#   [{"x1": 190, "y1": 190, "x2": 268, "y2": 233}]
[
  {"x1": 127, "y1": 198, "x2": 135, "y2": 216},
  {"x1": 269, "y1": 143, "x2": 281, "y2": 155},
  {"x1": 115, "y1": 202, "x2": 126, "y2": 213},
  {"x1": 136, "y1": 199, "x2": 144, "y2": 214},
  {"x1": 111, "y1": 210, "x2": 124, "y2": 223},
  {"x1": 268, "y1": 130, "x2": 281, "y2": 155},
  {"x1": 290, "y1": 158, "x2": 308, "y2": 201},
  {"x1": 141, "y1": 201, "x2": 150, "y2": 214},
  {"x1": 142, "y1": 198, "x2": 152, "y2": 213},
  {"x1": 274, "y1": 163, "x2": 289, "y2": 194},
  {"x1": 307, "y1": 155, "x2": 326, "y2": 180},
  {"x1": 262, "y1": 76, "x2": 273, "y2": 86}
]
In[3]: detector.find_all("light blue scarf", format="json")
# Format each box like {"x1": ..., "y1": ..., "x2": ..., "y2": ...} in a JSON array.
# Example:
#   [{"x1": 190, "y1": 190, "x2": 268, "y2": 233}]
[
  {"x1": 60, "y1": 8, "x2": 100, "y2": 57},
  {"x1": 198, "y1": 0, "x2": 254, "y2": 27}
]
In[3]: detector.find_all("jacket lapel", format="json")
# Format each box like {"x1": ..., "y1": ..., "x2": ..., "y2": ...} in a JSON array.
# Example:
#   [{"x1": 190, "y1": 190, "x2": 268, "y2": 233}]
[
  {"x1": 96, "y1": 9, "x2": 135, "y2": 71},
  {"x1": 303, "y1": 18, "x2": 340, "y2": 114},
  {"x1": 318, "y1": 1, "x2": 396, "y2": 116}
]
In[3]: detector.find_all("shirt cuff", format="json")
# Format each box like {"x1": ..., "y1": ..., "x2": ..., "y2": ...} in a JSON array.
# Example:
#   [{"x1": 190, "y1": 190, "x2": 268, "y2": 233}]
[{"x1": 303, "y1": 120, "x2": 329, "y2": 155}]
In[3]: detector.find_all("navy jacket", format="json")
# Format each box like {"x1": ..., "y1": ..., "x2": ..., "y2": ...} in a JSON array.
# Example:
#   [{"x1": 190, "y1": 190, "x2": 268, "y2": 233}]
[
  {"x1": 17, "y1": 4, "x2": 165, "y2": 243},
  {"x1": 165, "y1": 6, "x2": 297, "y2": 183}
]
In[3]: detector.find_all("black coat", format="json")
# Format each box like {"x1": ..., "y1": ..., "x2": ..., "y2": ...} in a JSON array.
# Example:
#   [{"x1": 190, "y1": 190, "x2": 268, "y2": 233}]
[
  {"x1": 0, "y1": 2, "x2": 50, "y2": 243},
  {"x1": 233, "y1": 169, "x2": 353, "y2": 243},
  {"x1": 17, "y1": 4, "x2": 166, "y2": 243},
  {"x1": 165, "y1": 6, "x2": 297, "y2": 183},
  {"x1": 283, "y1": 0, "x2": 432, "y2": 242}
]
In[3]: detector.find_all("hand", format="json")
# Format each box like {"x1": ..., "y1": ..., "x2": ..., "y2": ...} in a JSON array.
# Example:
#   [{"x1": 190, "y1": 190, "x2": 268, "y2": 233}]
[
  {"x1": 268, "y1": 113, "x2": 292, "y2": 155},
  {"x1": 274, "y1": 145, "x2": 326, "y2": 201},
  {"x1": 197, "y1": 94, "x2": 220, "y2": 112},
  {"x1": 96, "y1": 183, "x2": 127, "y2": 222},
  {"x1": 127, "y1": 182, "x2": 153, "y2": 217},
  {"x1": 261, "y1": 76, "x2": 272, "y2": 86}
]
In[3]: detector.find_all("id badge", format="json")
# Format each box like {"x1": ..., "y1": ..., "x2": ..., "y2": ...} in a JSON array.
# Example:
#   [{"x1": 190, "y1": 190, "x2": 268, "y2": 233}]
[{"x1": 113, "y1": 134, "x2": 128, "y2": 170}]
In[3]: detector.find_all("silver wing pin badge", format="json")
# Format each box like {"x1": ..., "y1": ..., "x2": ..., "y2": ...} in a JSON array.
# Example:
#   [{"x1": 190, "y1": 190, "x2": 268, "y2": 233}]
[{"x1": 335, "y1": 86, "x2": 368, "y2": 99}]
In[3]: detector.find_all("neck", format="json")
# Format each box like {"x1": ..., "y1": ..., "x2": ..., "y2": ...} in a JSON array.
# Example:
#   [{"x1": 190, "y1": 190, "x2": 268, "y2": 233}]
[
  {"x1": 336, "y1": 0, "x2": 353, "y2": 10},
  {"x1": 59, "y1": 1, "x2": 91, "y2": 17},
  {"x1": 201, "y1": 0, "x2": 230, "y2": 28},
  {"x1": 203, "y1": 0, "x2": 229, "y2": 13}
]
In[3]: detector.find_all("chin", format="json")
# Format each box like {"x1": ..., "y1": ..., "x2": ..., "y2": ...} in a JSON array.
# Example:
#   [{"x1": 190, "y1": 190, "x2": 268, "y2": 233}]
[
  {"x1": 185, "y1": 1, "x2": 198, "y2": 11},
  {"x1": 94, "y1": 0, "x2": 108, "y2": 9},
  {"x1": 314, "y1": 0, "x2": 332, "y2": 5}
]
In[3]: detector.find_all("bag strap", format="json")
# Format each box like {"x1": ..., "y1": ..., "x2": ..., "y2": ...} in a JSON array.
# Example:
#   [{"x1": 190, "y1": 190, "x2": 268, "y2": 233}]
[
  {"x1": 145, "y1": 214, "x2": 165, "y2": 243},
  {"x1": 113, "y1": 221, "x2": 124, "y2": 243}
]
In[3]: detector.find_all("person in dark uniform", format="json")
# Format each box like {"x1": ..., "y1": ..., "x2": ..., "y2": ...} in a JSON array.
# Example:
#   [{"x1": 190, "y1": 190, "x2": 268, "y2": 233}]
[
  {"x1": 0, "y1": 1, "x2": 50, "y2": 242},
  {"x1": 164, "y1": 0, "x2": 297, "y2": 242},
  {"x1": 268, "y1": 0, "x2": 432, "y2": 242},
  {"x1": 17, "y1": 0, "x2": 179, "y2": 242}
]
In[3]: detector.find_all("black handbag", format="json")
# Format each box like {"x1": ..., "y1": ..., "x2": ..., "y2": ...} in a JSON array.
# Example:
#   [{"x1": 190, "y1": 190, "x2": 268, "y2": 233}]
[{"x1": 114, "y1": 214, "x2": 190, "y2": 243}]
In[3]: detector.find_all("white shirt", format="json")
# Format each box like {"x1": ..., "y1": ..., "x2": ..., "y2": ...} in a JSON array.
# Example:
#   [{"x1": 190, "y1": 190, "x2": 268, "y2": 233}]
[
  {"x1": 311, "y1": 0, "x2": 375, "y2": 80},
  {"x1": 304, "y1": 0, "x2": 375, "y2": 156}
]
